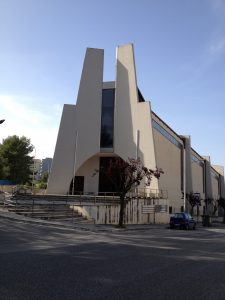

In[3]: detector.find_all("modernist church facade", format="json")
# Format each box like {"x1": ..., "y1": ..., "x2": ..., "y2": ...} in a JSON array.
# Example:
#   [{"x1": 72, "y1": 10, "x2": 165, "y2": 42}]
[{"x1": 47, "y1": 44, "x2": 225, "y2": 218}]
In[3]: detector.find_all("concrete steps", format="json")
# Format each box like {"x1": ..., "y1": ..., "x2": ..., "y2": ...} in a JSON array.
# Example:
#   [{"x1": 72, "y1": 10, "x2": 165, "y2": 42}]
[{"x1": 4, "y1": 195, "x2": 94, "y2": 223}]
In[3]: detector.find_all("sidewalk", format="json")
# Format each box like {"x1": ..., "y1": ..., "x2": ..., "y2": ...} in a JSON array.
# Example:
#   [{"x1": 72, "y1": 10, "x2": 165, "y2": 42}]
[
  {"x1": 1, "y1": 207, "x2": 224, "y2": 232},
  {"x1": 0, "y1": 207, "x2": 165, "y2": 232}
]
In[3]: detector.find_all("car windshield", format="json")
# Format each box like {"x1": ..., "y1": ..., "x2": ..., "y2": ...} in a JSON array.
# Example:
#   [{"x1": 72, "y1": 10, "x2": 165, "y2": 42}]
[
  {"x1": 174, "y1": 213, "x2": 184, "y2": 218},
  {"x1": 184, "y1": 213, "x2": 192, "y2": 219}
]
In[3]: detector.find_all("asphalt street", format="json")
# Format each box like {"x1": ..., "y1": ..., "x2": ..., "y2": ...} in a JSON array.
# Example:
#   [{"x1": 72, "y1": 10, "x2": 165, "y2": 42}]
[{"x1": 0, "y1": 219, "x2": 225, "y2": 300}]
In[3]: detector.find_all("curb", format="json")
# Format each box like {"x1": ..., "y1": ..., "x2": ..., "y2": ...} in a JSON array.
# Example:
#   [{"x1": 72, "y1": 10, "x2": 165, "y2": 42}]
[{"x1": 0, "y1": 210, "x2": 165, "y2": 233}]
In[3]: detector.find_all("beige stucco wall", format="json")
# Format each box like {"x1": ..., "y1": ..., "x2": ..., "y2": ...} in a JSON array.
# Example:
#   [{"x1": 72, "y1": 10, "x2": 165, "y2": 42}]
[
  {"x1": 152, "y1": 125, "x2": 183, "y2": 213},
  {"x1": 211, "y1": 175, "x2": 219, "y2": 200},
  {"x1": 212, "y1": 165, "x2": 225, "y2": 198},
  {"x1": 73, "y1": 199, "x2": 169, "y2": 224},
  {"x1": 191, "y1": 161, "x2": 205, "y2": 197},
  {"x1": 191, "y1": 160, "x2": 204, "y2": 215},
  {"x1": 76, "y1": 155, "x2": 100, "y2": 195}
]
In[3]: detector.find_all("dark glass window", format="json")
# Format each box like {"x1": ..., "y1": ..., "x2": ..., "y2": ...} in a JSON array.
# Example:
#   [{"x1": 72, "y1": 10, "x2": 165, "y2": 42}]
[
  {"x1": 100, "y1": 89, "x2": 115, "y2": 148},
  {"x1": 191, "y1": 154, "x2": 204, "y2": 166},
  {"x1": 152, "y1": 120, "x2": 182, "y2": 148}
]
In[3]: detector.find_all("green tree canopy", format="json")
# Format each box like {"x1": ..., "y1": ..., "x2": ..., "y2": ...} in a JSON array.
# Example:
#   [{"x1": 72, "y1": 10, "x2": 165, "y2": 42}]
[
  {"x1": 37, "y1": 172, "x2": 49, "y2": 189},
  {"x1": 0, "y1": 135, "x2": 34, "y2": 184}
]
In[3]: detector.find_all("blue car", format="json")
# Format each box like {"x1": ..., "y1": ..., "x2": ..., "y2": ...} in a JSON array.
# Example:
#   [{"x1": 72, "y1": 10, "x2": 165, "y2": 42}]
[{"x1": 170, "y1": 212, "x2": 196, "y2": 230}]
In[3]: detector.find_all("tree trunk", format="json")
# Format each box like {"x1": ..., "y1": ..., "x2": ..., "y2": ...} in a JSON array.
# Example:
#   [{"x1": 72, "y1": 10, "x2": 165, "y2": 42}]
[{"x1": 118, "y1": 196, "x2": 126, "y2": 228}]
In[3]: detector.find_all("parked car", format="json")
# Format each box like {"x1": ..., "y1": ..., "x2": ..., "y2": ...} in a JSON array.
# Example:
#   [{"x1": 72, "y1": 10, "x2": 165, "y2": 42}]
[{"x1": 169, "y1": 212, "x2": 196, "y2": 230}]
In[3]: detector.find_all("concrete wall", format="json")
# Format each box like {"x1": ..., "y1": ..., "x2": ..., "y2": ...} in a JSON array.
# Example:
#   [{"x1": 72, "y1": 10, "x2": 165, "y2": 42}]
[
  {"x1": 192, "y1": 162, "x2": 204, "y2": 196},
  {"x1": 74, "y1": 199, "x2": 169, "y2": 224},
  {"x1": 211, "y1": 175, "x2": 219, "y2": 200},
  {"x1": 152, "y1": 115, "x2": 183, "y2": 213},
  {"x1": 191, "y1": 159, "x2": 204, "y2": 216},
  {"x1": 76, "y1": 155, "x2": 100, "y2": 195},
  {"x1": 212, "y1": 165, "x2": 225, "y2": 198}
]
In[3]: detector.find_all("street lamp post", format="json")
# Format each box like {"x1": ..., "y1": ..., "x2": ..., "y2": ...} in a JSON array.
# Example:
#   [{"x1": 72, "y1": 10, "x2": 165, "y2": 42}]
[{"x1": 32, "y1": 147, "x2": 36, "y2": 193}]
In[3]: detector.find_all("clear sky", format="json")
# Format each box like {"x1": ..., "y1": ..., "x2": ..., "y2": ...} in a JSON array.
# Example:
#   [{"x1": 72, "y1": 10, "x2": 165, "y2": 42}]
[{"x1": 0, "y1": 0, "x2": 225, "y2": 169}]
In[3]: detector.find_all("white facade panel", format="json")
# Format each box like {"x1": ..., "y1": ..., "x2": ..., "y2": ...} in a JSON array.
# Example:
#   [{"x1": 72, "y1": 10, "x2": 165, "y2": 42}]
[
  {"x1": 47, "y1": 104, "x2": 77, "y2": 194},
  {"x1": 114, "y1": 44, "x2": 158, "y2": 190}
]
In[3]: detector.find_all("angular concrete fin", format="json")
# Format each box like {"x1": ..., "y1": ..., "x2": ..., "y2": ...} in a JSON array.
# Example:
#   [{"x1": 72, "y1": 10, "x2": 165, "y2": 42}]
[
  {"x1": 47, "y1": 104, "x2": 77, "y2": 194},
  {"x1": 114, "y1": 44, "x2": 158, "y2": 189},
  {"x1": 180, "y1": 136, "x2": 193, "y2": 194},
  {"x1": 205, "y1": 160, "x2": 213, "y2": 199},
  {"x1": 76, "y1": 48, "x2": 104, "y2": 106},
  {"x1": 75, "y1": 48, "x2": 104, "y2": 172},
  {"x1": 114, "y1": 43, "x2": 140, "y2": 160},
  {"x1": 47, "y1": 48, "x2": 104, "y2": 194}
]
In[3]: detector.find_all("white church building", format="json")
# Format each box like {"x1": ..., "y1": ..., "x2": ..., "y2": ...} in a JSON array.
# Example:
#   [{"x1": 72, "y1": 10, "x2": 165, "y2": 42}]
[{"x1": 47, "y1": 44, "x2": 225, "y2": 223}]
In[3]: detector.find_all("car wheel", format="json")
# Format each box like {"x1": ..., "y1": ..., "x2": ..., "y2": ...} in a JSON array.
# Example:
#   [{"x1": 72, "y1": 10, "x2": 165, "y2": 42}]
[
  {"x1": 193, "y1": 225, "x2": 196, "y2": 230},
  {"x1": 170, "y1": 225, "x2": 174, "y2": 229}
]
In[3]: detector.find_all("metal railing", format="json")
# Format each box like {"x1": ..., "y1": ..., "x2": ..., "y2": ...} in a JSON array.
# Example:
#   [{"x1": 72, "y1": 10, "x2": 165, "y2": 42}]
[
  {"x1": 126, "y1": 188, "x2": 168, "y2": 199},
  {"x1": 4, "y1": 197, "x2": 93, "y2": 223}
]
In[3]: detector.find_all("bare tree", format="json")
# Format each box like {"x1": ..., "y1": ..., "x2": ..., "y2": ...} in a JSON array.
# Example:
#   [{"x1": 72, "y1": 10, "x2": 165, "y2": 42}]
[
  {"x1": 94, "y1": 157, "x2": 163, "y2": 228},
  {"x1": 188, "y1": 193, "x2": 201, "y2": 215}
]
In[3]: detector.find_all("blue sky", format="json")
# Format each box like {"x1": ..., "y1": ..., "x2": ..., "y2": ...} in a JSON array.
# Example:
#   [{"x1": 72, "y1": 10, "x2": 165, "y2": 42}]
[{"x1": 0, "y1": 0, "x2": 225, "y2": 169}]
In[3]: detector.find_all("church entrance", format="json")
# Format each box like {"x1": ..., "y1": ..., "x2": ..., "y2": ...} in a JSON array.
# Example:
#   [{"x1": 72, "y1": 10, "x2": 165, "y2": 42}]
[
  {"x1": 98, "y1": 157, "x2": 119, "y2": 195},
  {"x1": 69, "y1": 176, "x2": 84, "y2": 195}
]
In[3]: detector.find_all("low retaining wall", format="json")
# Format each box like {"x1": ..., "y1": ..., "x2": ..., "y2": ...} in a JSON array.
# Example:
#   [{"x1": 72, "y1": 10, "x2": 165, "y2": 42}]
[{"x1": 73, "y1": 199, "x2": 169, "y2": 224}]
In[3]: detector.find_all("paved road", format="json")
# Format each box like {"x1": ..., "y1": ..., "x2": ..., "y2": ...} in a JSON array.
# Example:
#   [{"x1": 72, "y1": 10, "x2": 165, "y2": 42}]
[{"x1": 0, "y1": 219, "x2": 225, "y2": 300}]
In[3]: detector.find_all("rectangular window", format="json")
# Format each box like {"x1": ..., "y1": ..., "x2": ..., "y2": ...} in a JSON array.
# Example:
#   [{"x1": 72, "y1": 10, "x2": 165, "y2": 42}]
[
  {"x1": 203, "y1": 165, "x2": 205, "y2": 193},
  {"x1": 152, "y1": 120, "x2": 182, "y2": 148},
  {"x1": 191, "y1": 154, "x2": 204, "y2": 167},
  {"x1": 100, "y1": 89, "x2": 115, "y2": 148}
]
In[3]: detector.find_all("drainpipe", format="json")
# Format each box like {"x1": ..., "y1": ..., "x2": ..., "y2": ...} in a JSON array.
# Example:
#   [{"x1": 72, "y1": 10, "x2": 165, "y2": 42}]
[
  {"x1": 135, "y1": 129, "x2": 140, "y2": 196},
  {"x1": 72, "y1": 131, "x2": 78, "y2": 195},
  {"x1": 183, "y1": 142, "x2": 186, "y2": 212}
]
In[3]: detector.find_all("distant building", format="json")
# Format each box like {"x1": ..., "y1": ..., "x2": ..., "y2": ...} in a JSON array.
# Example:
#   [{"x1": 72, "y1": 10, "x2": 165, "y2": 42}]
[
  {"x1": 40, "y1": 158, "x2": 52, "y2": 177},
  {"x1": 32, "y1": 159, "x2": 42, "y2": 181}
]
